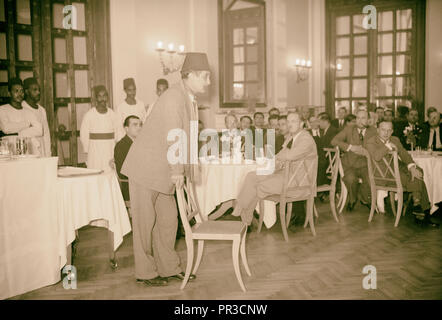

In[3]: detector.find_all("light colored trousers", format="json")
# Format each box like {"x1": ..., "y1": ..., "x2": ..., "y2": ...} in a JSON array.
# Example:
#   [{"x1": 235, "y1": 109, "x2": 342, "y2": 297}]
[
  {"x1": 237, "y1": 170, "x2": 285, "y2": 226},
  {"x1": 129, "y1": 180, "x2": 182, "y2": 280}
]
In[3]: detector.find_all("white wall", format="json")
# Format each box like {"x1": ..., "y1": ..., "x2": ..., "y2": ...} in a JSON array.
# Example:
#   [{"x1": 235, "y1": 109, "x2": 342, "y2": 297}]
[
  {"x1": 425, "y1": 0, "x2": 442, "y2": 116},
  {"x1": 110, "y1": 0, "x2": 440, "y2": 129}
]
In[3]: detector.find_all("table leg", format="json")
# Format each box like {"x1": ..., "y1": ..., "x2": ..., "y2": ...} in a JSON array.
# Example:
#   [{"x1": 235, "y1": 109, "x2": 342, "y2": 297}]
[{"x1": 208, "y1": 200, "x2": 235, "y2": 220}]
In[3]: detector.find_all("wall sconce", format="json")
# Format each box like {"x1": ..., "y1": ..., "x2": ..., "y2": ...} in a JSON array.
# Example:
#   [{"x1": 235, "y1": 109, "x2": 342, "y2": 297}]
[
  {"x1": 156, "y1": 41, "x2": 186, "y2": 75},
  {"x1": 294, "y1": 59, "x2": 312, "y2": 82}
]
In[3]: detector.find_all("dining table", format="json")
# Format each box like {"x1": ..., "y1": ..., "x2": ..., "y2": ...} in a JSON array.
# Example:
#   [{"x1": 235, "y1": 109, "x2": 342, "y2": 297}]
[
  {"x1": 193, "y1": 157, "x2": 277, "y2": 228},
  {"x1": 377, "y1": 151, "x2": 442, "y2": 214},
  {"x1": 0, "y1": 158, "x2": 131, "y2": 300}
]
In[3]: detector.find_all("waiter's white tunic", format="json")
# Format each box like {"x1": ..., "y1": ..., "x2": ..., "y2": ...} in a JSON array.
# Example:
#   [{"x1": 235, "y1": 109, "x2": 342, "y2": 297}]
[{"x1": 80, "y1": 107, "x2": 123, "y2": 172}]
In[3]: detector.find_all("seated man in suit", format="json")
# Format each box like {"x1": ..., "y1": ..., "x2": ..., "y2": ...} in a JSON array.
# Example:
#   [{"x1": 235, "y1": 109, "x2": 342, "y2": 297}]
[
  {"x1": 331, "y1": 106, "x2": 348, "y2": 131},
  {"x1": 253, "y1": 112, "x2": 266, "y2": 129},
  {"x1": 316, "y1": 112, "x2": 339, "y2": 186},
  {"x1": 365, "y1": 121, "x2": 437, "y2": 227},
  {"x1": 393, "y1": 107, "x2": 423, "y2": 150},
  {"x1": 231, "y1": 112, "x2": 317, "y2": 227},
  {"x1": 421, "y1": 107, "x2": 442, "y2": 151},
  {"x1": 220, "y1": 112, "x2": 250, "y2": 160},
  {"x1": 240, "y1": 115, "x2": 252, "y2": 131},
  {"x1": 275, "y1": 115, "x2": 291, "y2": 154},
  {"x1": 375, "y1": 107, "x2": 385, "y2": 123},
  {"x1": 383, "y1": 108, "x2": 394, "y2": 123},
  {"x1": 300, "y1": 106, "x2": 311, "y2": 129},
  {"x1": 344, "y1": 114, "x2": 356, "y2": 127},
  {"x1": 268, "y1": 114, "x2": 280, "y2": 135},
  {"x1": 114, "y1": 115, "x2": 142, "y2": 201},
  {"x1": 332, "y1": 109, "x2": 377, "y2": 211}
]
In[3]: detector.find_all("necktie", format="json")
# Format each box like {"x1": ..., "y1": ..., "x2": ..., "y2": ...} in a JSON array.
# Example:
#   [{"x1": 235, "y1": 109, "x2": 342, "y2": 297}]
[
  {"x1": 287, "y1": 139, "x2": 293, "y2": 149},
  {"x1": 359, "y1": 129, "x2": 364, "y2": 142},
  {"x1": 431, "y1": 130, "x2": 437, "y2": 150}
]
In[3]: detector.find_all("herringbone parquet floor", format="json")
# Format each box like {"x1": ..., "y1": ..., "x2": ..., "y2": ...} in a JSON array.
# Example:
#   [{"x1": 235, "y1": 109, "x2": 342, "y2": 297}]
[{"x1": 10, "y1": 202, "x2": 442, "y2": 300}]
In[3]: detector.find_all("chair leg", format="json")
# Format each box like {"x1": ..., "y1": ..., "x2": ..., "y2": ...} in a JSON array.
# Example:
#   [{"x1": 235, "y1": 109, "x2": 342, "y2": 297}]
[
  {"x1": 192, "y1": 240, "x2": 204, "y2": 274},
  {"x1": 330, "y1": 190, "x2": 339, "y2": 223},
  {"x1": 306, "y1": 197, "x2": 316, "y2": 236},
  {"x1": 232, "y1": 238, "x2": 246, "y2": 292},
  {"x1": 240, "y1": 231, "x2": 251, "y2": 277},
  {"x1": 280, "y1": 200, "x2": 289, "y2": 242},
  {"x1": 338, "y1": 180, "x2": 347, "y2": 214},
  {"x1": 257, "y1": 200, "x2": 264, "y2": 233},
  {"x1": 286, "y1": 202, "x2": 293, "y2": 226},
  {"x1": 180, "y1": 238, "x2": 194, "y2": 290},
  {"x1": 313, "y1": 204, "x2": 319, "y2": 218},
  {"x1": 389, "y1": 192, "x2": 397, "y2": 217},
  {"x1": 394, "y1": 192, "x2": 403, "y2": 227},
  {"x1": 368, "y1": 189, "x2": 377, "y2": 222}
]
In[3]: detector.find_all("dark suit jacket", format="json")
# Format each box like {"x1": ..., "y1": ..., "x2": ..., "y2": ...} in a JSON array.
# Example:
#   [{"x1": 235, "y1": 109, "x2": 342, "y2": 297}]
[
  {"x1": 420, "y1": 122, "x2": 442, "y2": 151},
  {"x1": 121, "y1": 81, "x2": 196, "y2": 194},
  {"x1": 114, "y1": 135, "x2": 133, "y2": 180},
  {"x1": 365, "y1": 135, "x2": 420, "y2": 191},
  {"x1": 365, "y1": 135, "x2": 414, "y2": 167},
  {"x1": 331, "y1": 119, "x2": 346, "y2": 131},
  {"x1": 331, "y1": 125, "x2": 377, "y2": 169},
  {"x1": 320, "y1": 125, "x2": 339, "y2": 149},
  {"x1": 114, "y1": 134, "x2": 133, "y2": 200},
  {"x1": 275, "y1": 134, "x2": 285, "y2": 154}
]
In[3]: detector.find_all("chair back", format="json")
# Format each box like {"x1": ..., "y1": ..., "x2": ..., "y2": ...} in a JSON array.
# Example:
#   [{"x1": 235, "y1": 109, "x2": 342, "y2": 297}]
[
  {"x1": 363, "y1": 148, "x2": 403, "y2": 192},
  {"x1": 323, "y1": 147, "x2": 340, "y2": 187},
  {"x1": 281, "y1": 155, "x2": 318, "y2": 199},
  {"x1": 176, "y1": 180, "x2": 205, "y2": 237}
]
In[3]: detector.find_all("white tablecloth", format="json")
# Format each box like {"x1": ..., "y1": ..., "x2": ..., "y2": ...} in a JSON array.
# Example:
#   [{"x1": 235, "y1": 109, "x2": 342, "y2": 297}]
[
  {"x1": 413, "y1": 154, "x2": 442, "y2": 214},
  {"x1": 57, "y1": 169, "x2": 132, "y2": 269},
  {"x1": 194, "y1": 161, "x2": 277, "y2": 228},
  {"x1": 0, "y1": 157, "x2": 60, "y2": 300},
  {"x1": 377, "y1": 153, "x2": 442, "y2": 214}
]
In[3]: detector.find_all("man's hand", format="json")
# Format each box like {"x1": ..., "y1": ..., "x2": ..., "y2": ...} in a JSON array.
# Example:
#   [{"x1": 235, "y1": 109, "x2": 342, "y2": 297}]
[
  {"x1": 109, "y1": 159, "x2": 116, "y2": 170},
  {"x1": 390, "y1": 143, "x2": 398, "y2": 151},
  {"x1": 171, "y1": 175, "x2": 185, "y2": 189},
  {"x1": 409, "y1": 166, "x2": 423, "y2": 181},
  {"x1": 350, "y1": 145, "x2": 364, "y2": 155}
]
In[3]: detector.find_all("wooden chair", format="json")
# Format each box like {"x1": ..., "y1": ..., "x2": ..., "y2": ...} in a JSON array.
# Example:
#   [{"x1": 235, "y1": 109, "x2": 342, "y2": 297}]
[
  {"x1": 257, "y1": 155, "x2": 318, "y2": 241},
  {"x1": 337, "y1": 160, "x2": 348, "y2": 214},
  {"x1": 363, "y1": 148, "x2": 406, "y2": 227},
  {"x1": 176, "y1": 180, "x2": 251, "y2": 292},
  {"x1": 313, "y1": 147, "x2": 340, "y2": 223}
]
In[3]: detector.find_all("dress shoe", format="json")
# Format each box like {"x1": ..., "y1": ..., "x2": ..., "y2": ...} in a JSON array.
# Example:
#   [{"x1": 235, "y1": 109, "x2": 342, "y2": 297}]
[
  {"x1": 136, "y1": 276, "x2": 168, "y2": 286},
  {"x1": 411, "y1": 205, "x2": 425, "y2": 219},
  {"x1": 424, "y1": 212, "x2": 440, "y2": 228},
  {"x1": 360, "y1": 201, "x2": 371, "y2": 211},
  {"x1": 168, "y1": 272, "x2": 196, "y2": 281},
  {"x1": 346, "y1": 202, "x2": 356, "y2": 212},
  {"x1": 109, "y1": 258, "x2": 118, "y2": 270}
]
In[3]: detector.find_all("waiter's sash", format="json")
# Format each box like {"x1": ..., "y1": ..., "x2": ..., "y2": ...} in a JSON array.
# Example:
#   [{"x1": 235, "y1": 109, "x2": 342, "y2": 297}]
[{"x1": 89, "y1": 132, "x2": 115, "y2": 140}]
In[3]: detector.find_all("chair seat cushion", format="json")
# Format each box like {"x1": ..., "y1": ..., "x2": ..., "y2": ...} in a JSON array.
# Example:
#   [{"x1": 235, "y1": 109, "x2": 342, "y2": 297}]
[{"x1": 192, "y1": 221, "x2": 246, "y2": 235}]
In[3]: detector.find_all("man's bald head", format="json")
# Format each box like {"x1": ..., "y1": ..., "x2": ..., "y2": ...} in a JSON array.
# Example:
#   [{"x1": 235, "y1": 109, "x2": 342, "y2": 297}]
[{"x1": 378, "y1": 121, "x2": 393, "y2": 141}]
